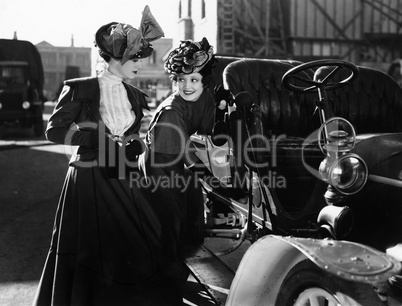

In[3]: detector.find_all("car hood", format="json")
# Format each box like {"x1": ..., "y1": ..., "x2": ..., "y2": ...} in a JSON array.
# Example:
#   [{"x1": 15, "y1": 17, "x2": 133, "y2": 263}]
[{"x1": 354, "y1": 133, "x2": 402, "y2": 180}]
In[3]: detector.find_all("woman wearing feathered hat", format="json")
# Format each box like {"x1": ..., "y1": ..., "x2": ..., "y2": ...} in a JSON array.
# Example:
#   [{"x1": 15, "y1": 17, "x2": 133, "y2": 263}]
[
  {"x1": 139, "y1": 37, "x2": 219, "y2": 300},
  {"x1": 32, "y1": 6, "x2": 181, "y2": 306},
  {"x1": 147, "y1": 37, "x2": 217, "y2": 167}
]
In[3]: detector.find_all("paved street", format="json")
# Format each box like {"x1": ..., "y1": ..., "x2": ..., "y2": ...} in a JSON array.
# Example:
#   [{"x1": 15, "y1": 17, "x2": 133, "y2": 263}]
[{"x1": 0, "y1": 132, "x2": 68, "y2": 305}]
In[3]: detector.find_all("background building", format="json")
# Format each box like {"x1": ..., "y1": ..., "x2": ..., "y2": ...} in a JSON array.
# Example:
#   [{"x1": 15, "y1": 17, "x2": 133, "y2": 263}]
[
  {"x1": 34, "y1": 0, "x2": 402, "y2": 102},
  {"x1": 36, "y1": 37, "x2": 92, "y2": 101},
  {"x1": 176, "y1": 0, "x2": 402, "y2": 71}
]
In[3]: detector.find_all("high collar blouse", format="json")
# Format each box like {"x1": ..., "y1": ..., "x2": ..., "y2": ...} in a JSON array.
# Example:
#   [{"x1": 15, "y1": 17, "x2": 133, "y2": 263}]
[{"x1": 98, "y1": 70, "x2": 136, "y2": 136}]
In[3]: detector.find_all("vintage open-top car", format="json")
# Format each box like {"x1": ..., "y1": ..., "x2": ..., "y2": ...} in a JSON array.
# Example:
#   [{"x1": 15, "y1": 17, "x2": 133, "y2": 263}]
[{"x1": 184, "y1": 57, "x2": 402, "y2": 305}]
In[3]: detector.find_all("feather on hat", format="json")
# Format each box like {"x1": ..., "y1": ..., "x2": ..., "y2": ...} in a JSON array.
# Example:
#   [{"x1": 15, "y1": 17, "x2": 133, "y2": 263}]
[{"x1": 164, "y1": 37, "x2": 214, "y2": 74}]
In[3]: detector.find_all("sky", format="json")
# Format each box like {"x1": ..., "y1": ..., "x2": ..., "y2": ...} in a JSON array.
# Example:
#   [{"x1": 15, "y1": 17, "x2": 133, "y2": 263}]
[{"x1": 0, "y1": 0, "x2": 179, "y2": 48}]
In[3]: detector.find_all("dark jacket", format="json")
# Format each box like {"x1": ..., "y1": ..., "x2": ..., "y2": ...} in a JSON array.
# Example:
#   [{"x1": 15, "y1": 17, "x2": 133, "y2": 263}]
[
  {"x1": 46, "y1": 76, "x2": 149, "y2": 166},
  {"x1": 146, "y1": 89, "x2": 215, "y2": 166}
]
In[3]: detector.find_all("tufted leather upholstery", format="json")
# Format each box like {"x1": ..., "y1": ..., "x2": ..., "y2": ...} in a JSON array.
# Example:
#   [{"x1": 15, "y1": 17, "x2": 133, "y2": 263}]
[
  {"x1": 222, "y1": 59, "x2": 402, "y2": 137},
  {"x1": 209, "y1": 56, "x2": 250, "y2": 93},
  {"x1": 214, "y1": 58, "x2": 402, "y2": 216},
  {"x1": 325, "y1": 66, "x2": 402, "y2": 134}
]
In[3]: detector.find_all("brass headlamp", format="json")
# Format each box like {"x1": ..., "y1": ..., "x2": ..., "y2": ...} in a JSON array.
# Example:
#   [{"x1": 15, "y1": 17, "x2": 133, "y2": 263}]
[{"x1": 318, "y1": 118, "x2": 368, "y2": 197}]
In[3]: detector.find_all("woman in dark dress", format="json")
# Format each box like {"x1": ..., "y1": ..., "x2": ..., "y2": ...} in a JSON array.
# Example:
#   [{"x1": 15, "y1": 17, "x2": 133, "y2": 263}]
[
  {"x1": 139, "y1": 38, "x2": 218, "y2": 301},
  {"x1": 32, "y1": 6, "x2": 181, "y2": 306},
  {"x1": 145, "y1": 37, "x2": 217, "y2": 181}
]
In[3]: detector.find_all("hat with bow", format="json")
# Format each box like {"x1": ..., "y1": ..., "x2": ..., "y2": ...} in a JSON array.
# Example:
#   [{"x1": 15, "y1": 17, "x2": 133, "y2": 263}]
[{"x1": 95, "y1": 5, "x2": 164, "y2": 64}]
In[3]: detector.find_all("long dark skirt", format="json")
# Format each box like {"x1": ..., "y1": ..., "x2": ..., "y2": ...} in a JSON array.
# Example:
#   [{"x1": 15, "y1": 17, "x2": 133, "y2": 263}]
[
  {"x1": 141, "y1": 153, "x2": 205, "y2": 268},
  {"x1": 33, "y1": 165, "x2": 184, "y2": 306}
]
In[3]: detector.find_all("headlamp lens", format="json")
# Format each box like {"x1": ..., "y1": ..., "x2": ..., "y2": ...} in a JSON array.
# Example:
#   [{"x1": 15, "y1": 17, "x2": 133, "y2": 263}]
[{"x1": 329, "y1": 154, "x2": 367, "y2": 195}]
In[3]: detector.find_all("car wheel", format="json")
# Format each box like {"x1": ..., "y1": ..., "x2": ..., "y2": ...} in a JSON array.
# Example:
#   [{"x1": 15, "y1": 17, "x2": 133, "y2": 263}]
[{"x1": 275, "y1": 259, "x2": 383, "y2": 306}]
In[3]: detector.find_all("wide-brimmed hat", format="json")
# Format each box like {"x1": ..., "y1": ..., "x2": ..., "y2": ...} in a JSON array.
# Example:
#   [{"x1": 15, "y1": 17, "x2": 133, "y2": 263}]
[
  {"x1": 164, "y1": 37, "x2": 214, "y2": 75},
  {"x1": 95, "y1": 5, "x2": 164, "y2": 64}
]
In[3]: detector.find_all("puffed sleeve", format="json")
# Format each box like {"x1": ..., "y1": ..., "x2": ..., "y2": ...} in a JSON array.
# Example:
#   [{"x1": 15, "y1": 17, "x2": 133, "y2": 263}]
[
  {"x1": 45, "y1": 85, "x2": 97, "y2": 148},
  {"x1": 151, "y1": 109, "x2": 198, "y2": 166},
  {"x1": 152, "y1": 109, "x2": 188, "y2": 155}
]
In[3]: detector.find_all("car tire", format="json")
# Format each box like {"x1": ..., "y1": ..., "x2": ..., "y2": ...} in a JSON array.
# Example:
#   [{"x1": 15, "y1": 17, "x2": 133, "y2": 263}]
[{"x1": 275, "y1": 259, "x2": 383, "y2": 306}]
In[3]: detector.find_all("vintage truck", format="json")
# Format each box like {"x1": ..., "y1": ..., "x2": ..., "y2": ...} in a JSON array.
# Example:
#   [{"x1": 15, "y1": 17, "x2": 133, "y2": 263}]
[{"x1": 0, "y1": 39, "x2": 46, "y2": 136}]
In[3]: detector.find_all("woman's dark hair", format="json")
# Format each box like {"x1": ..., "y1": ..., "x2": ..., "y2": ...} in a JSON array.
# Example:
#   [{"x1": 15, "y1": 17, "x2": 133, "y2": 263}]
[{"x1": 98, "y1": 50, "x2": 112, "y2": 62}]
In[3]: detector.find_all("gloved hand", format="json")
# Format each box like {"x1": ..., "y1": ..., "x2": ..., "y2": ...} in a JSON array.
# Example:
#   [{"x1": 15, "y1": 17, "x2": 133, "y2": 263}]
[
  {"x1": 124, "y1": 138, "x2": 146, "y2": 162},
  {"x1": 214, "y1": 85, "x2": 232, "y2": 110},
  {"x1": 98, "y1": 135, "x2": 145, "y2": 178}
]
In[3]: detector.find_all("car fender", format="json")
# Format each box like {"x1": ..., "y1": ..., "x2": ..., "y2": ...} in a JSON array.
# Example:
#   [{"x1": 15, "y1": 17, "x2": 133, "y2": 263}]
[
  {"x1": 225, "y1": 235, "x2": 307, "y2": 306},
  {"x1": 226, "y1": 235, "x2": 401, "y2": 306}
]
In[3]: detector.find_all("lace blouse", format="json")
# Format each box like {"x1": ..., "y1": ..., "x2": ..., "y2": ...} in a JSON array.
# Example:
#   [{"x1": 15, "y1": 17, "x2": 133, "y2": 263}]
[{"x1": 98, "y1": 70, "x2": 136, "y2": 136}]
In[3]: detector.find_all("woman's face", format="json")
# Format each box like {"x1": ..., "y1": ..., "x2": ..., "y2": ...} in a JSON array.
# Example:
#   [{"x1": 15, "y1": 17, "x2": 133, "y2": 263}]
[
  {"x1": 176, "y1": 72, "x2": 204, "y2": 102},
  {"x1": 110, "y1": 58, "x2": 142, "y2": 79}
]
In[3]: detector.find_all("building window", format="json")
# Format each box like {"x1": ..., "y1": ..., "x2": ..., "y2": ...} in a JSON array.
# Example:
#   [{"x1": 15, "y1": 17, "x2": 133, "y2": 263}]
[
  {"x1": 179, "y1": 0, "x2": 182, "y2": 18},
  {"x1": 76, "y1": 54, "x2": 85, "y2": 68},
  {"x1": 41, "y1": 53, "x2": 56, "y2": 68},
  {"x1": 66, "y1": 53, "x2": 73, "y2": 66},
  {"x1": 201, "y1": 0, "x2": 206, "y2": 19},
  {"x1": 59, "y1": 54, "x2": 66, "y2": 66},
  {"x1": 313, "y1": 42, "x2": 331, "y2": 56}
]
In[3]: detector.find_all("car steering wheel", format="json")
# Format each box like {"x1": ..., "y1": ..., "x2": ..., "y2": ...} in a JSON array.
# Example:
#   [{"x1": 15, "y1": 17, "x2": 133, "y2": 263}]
[{"x1": 282, "y1": 59, "x2": 359, "y2": 93}]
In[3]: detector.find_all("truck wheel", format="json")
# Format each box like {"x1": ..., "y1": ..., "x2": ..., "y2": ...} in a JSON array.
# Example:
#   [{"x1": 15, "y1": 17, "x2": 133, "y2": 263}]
[{"x1": 275, "y1": 259, "x2": 383, "y2": 306}]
